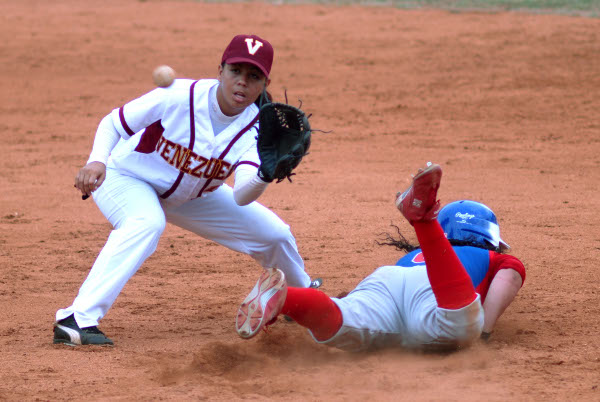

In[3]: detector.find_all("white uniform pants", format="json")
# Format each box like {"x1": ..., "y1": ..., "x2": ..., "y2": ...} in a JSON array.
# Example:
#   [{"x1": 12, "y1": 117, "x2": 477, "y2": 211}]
[
  {"x1": 56, "y1": 169, "x2": 309, "y2": 327},
  {"x1": 314, "y1": 265, "x2": 483, "y2": 352}
]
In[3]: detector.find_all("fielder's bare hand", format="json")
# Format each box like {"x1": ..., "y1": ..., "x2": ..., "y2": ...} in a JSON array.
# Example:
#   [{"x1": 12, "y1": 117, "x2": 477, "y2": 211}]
[{"x1": 75, "y1": 161, "x2": 106, "y2": 198}]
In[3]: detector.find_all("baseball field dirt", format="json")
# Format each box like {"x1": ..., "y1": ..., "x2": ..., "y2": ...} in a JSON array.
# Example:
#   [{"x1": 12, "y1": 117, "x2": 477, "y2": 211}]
[{"x1": 1, "y1": 0, "x2": 599, "y2": 400}]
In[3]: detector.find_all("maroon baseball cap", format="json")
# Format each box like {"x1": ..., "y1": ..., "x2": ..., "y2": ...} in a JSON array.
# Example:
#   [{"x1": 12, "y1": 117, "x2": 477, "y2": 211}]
[{"x1": 221, "y1": 34, "x2": 274, "y2": 78}]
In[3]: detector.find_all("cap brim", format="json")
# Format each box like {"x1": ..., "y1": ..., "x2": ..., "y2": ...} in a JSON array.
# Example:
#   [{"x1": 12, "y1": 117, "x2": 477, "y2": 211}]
[{"x1": 224, "y1": 57, "x2": 269, "y2": 78}]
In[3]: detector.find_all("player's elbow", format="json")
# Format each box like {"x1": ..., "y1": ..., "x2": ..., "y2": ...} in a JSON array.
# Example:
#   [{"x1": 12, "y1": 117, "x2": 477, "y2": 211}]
[
  {"x1": 234, "y1": 197, "x2": 251, "y2": 207},
  {"x1": 232, "y1": 174, "x2": 267, "y2": 206},
  {"x1": 499, "y1": 268, "x2": 523, "y2": 289},
  {"x1": 233, "y1": 190, "x2": 253, "y2": 206}
]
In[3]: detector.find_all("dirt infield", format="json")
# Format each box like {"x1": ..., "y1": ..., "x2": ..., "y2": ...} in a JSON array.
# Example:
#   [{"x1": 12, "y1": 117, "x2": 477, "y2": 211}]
[{"x1": 1, "y1": 0, "x2": 599, "y2": 400}]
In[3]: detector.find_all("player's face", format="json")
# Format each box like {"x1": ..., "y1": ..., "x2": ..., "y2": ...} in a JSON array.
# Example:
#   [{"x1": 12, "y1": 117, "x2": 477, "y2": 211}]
[{"x1": 217, "y1": 63, "x2": 270, "y2": 116}]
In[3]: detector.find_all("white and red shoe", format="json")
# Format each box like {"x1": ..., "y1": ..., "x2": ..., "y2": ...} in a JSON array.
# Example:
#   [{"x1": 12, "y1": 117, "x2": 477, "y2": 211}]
[
  {"x1": 236, "y1": 268, "x2": 288, "y2": 339},
  {"x1": 395, "y1": 162, "x2": 443, "y2": 224}
]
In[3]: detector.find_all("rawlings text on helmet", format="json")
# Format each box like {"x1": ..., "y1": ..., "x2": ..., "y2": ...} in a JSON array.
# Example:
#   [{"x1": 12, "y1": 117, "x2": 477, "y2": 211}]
[
  {"x1": 455, "y1": 212, "x2": 475, "y2": 222},
  {"x1": 438, "y1": 200, "x2": 509, "y2": 251}
]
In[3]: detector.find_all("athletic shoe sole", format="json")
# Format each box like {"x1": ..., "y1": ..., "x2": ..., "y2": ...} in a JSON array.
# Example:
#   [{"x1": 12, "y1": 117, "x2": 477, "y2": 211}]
[
  {"x1": 236, "y1": 268, "x2": 288, "y2": 339},
  {"x1": 395, "y1": 163, "x2": 442, "y2": 223}
]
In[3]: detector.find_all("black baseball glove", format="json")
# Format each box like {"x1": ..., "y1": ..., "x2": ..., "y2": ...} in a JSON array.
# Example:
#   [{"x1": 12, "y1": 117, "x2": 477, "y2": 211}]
[{"x1": 257, "y1": 100, "x2": 311, "y2": 183}]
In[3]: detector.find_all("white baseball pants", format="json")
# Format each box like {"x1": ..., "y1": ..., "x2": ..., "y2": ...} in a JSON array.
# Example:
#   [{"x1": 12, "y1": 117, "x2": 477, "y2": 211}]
[
  {"x1": 56, "y1": 168, "x2": 309, "y2": 328},
  {"x1": 314, "y1": 265, "x2": 484, "y2": 352}
]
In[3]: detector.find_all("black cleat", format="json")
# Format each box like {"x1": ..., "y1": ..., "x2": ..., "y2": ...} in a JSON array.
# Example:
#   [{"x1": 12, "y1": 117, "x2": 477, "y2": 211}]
[{"x1": 53, "y1": 314, "x2": 114, "y2": 346}]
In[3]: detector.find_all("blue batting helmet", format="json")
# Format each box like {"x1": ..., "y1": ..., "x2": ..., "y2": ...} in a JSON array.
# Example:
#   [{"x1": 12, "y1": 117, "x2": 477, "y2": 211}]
[{"x1": 437, "y1": 200, "x2": 510, "y2": 251}]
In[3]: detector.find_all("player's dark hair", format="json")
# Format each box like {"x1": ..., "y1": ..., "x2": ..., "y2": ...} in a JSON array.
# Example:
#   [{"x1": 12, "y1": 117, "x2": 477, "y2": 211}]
[
  {"x1": 377, "y1": 224, "x2": 503, "y2": 254},
  {"x1": 376, "y1": 224, "x2": 419, "y2": 253}
]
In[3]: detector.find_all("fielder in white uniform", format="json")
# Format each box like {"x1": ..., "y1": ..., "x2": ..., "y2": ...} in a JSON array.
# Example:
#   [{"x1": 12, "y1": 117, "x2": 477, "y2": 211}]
[
  {"x1": 235, "y1": 163, "x2": 525, "y2": 352},
  {"x1": 53, "y1": 34, "x2": 318, "y2": 347}
]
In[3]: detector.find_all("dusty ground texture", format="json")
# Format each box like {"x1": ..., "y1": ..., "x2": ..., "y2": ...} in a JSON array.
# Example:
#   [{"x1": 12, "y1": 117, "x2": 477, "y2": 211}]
[{"x1": 1, "y1": 0, "x2": 599, "y2": 400}]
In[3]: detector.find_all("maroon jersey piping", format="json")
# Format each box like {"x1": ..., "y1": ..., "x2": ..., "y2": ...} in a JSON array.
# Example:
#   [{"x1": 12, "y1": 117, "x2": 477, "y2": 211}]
[
  {"x1": 119, "y1": 106, "x2": 135, "y2": 136},
  {"x1": 194, "y1": 113, "x2": 259, "y2": 198},
  {"x1": 160, "y1": 80, "x2": 199, "y2": 199}
]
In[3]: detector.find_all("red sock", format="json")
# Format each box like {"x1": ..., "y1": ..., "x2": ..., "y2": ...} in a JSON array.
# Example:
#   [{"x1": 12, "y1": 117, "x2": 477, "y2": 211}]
[
  {"x1": 413, "y1": 221, "x2": 477, "y2": 309},
  {"x1": 282, "y1": 287, "x2": 343, "y2": 341}
]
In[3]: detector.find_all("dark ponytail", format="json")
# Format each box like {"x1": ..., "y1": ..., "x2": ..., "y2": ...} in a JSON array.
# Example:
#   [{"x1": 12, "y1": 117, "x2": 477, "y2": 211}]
[{"x1": 376, "y1": 224, "x2": 503, "y2": 254}]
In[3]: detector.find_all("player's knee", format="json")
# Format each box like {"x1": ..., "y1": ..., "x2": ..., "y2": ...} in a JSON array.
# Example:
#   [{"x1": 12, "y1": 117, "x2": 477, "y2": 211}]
[
  {"x1": 144, "y1": 214, "x2": 167, "y2": 236},
  {"x1": 441, "y1": 299, "x2": 484, "y2": 344},
  {"x1": 262, "y1": 222, "x2": 295, "y2": 246},
  {"x1": 125, "y1": 213, "x2": 166, "y2": 237}
]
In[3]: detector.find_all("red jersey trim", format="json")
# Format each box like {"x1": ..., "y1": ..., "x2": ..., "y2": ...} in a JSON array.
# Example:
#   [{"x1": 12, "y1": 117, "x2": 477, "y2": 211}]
[
  {"x1": 134, "y1": 120, "x2": 164, "y2": 154},
  {"x1": 119, "y1": 106, "x2": 135, "y2": 136},
  {"x1": 476, "y1": 252, "x2": 526, "y2": 303}
]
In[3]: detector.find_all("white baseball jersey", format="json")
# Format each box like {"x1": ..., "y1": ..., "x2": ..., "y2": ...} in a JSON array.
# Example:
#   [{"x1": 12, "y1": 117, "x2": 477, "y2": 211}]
[
  {"x1": 108, "y1": 79, "x2": 261, "y2": 207},
  {"x1": 55, "y1": 78, "x2": 313, "y2": 329}
]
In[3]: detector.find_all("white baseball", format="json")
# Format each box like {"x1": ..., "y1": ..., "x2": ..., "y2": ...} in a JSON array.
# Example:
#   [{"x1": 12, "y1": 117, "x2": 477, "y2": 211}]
[{"x1": 152, "y1": 65, "x2": 176, "y2": 88}]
